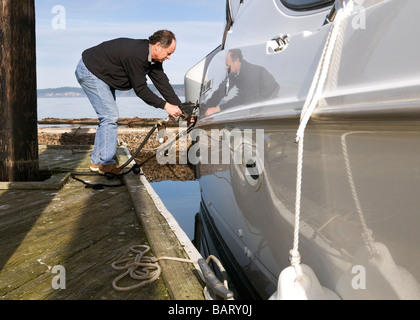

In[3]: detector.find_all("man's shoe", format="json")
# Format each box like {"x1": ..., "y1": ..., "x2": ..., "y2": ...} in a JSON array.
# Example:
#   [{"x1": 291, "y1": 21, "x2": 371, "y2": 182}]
[
  {"x1": 98, "y1": 163, "x2": 122, "y2": 175},
  {"x1": 90, "y1": 163, "x2": 100, "y2": 172}
]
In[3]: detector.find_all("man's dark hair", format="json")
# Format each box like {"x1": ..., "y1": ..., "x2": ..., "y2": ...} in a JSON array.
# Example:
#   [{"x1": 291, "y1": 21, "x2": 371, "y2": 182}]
[
  {"x1": 228, "y1": 48, "x2": 243, "y2": 62},
  {"x1": 149, "y1": 30, "x2": 176, "y2": 48}
]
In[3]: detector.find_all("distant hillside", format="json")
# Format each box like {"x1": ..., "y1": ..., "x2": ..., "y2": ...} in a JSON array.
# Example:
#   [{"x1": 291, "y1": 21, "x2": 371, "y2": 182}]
[
  {"x1": 37, "y1": 87, "x2": 85, "y2": 98},
  {"x1": 37, "y1": 84, "x2": 185, "y2": 98}
]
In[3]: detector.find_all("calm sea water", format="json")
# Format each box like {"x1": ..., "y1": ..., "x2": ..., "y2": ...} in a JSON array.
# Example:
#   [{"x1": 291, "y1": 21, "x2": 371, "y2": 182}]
[
  {"x1": 150, "y1": 180, "x2": 200, "y2": 240},
  {"x1": 37, "y1": 96, "x2": 168, "y2": 121},
  {"x1": 38, "y1": 97, "x2": 199, "y2": 240}
]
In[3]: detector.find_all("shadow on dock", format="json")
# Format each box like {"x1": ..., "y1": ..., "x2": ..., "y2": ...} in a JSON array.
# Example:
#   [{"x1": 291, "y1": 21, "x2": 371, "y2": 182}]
[{"x1": 0, "y1": 134, "x2": 204, "y2": 299}]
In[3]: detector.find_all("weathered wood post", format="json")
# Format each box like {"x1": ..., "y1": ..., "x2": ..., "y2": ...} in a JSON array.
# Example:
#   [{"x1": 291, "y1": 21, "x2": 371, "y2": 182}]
[{"x1": 0, "y1": 0, "x2": 39, "y2": 182}]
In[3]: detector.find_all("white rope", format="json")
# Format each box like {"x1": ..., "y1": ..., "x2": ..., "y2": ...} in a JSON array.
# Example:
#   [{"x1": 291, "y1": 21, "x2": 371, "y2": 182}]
[
  {"x1": 111, "y1": 244, "x2": 196, "y2": 291},
  {"x1": 111, "y1": 244, "x2": 232, "y2": 299},
  {"x1": 340, "y1": 132, "x2": 376, "y2": 255},
  {"x1": 206, "y1": 254, "x2": 231, "y2": 292},
  {"x1": 291, "y1": 1, "x2": 355, "y2": 280}
]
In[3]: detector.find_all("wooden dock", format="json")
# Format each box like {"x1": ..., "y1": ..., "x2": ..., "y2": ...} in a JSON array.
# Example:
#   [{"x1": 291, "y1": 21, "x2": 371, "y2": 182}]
[{"x1": 0, "y1": 144, "x2": 205, "y2": 300}]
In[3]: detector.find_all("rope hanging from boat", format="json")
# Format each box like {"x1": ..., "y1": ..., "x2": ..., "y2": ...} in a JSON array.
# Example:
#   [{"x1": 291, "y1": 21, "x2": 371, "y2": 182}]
[{"x1": 291, "y1": 0, "x2": 355, "y2": 280}]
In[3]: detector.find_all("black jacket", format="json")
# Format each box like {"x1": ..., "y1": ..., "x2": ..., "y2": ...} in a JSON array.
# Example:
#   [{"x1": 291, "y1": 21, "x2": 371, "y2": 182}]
[
  {"x1": 205, "y1": 60, "x2": 279, "y2": 111},
  {"x1": 82, "y1": 38, "x2": 181, "y2": 108}
]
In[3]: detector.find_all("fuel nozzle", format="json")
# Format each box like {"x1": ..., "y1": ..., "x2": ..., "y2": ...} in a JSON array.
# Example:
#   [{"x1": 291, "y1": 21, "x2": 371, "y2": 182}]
[
  {"x1": 179, "y1": 101, "x2": 199, "y2": 119},
  {"x1": 178, "y1": 101, "x2": 199, "y2": 125}
]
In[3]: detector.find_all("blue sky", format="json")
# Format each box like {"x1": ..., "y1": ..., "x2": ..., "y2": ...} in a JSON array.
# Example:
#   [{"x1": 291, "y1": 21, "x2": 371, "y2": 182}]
[{"x1": 35, "y1": 0, "x2": 226, "y2": 89}]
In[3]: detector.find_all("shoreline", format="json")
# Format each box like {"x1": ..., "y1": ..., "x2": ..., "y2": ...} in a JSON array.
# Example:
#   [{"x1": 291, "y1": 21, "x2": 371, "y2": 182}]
[
  {"x1": 37, "y1": 124, "x2": 196, "y2": 182},
  {"x1": 38, "y1": 117, "x2": 179, "y2": 127}
]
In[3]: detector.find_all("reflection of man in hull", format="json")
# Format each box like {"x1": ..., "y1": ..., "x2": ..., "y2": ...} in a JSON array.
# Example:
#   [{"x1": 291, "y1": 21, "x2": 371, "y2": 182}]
[{"x1": 203, "y1": 48, "x2": 280, "y2": 116}]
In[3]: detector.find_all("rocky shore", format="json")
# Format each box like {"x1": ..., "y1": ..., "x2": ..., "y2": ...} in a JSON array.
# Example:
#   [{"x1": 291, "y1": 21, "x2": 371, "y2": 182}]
[{"x1": 38, "y1": 123, "x2": 195, "y2": 182}]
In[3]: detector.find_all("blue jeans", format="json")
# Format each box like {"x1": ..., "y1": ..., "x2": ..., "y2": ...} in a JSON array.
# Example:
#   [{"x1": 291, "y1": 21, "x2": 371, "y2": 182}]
[{"x1": 75, "y1": 58, "x2": 118, "y2": 166}]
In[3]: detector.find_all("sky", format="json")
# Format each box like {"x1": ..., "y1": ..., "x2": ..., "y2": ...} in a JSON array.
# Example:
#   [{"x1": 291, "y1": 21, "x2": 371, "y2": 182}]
[{"x1": 34, "y1": 0, "x2": 226, "y2": 89}]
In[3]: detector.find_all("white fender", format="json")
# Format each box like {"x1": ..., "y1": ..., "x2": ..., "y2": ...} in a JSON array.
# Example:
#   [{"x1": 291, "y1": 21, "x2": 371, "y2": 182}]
[{"x1": 270, "y1": 264, "x2": 341, "y2": 300}]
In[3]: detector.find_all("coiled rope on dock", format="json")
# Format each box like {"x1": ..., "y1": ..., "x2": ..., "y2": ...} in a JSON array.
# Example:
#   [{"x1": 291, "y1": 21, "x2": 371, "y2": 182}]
[
  {"x1": 111, "y1": 244, "x2": 233, "y2": 300},
  {"x1": 111, "y1": 244, "x2": 195, "y2": 291}
]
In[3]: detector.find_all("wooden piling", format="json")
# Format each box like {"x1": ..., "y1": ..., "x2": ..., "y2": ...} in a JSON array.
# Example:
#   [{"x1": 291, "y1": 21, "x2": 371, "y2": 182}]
[{"x1": 0, "y1": 0, "x2": 39, "y2": 182}]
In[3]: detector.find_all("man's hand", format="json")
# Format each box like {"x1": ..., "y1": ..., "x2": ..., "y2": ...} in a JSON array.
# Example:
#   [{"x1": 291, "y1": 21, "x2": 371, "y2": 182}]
[{"x1": 164, "y1": 102, "x2": 182, "y2": 118}]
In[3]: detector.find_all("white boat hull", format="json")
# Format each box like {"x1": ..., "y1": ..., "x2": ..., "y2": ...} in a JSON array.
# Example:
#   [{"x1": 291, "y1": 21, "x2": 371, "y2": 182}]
[{"x1": 186, "y1": 0, "x2": 420, "y2": 299}]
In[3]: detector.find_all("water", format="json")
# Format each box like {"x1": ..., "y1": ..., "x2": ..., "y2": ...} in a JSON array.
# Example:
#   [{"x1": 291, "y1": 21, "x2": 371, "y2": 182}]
[
  {"x1": 37, "y1": 96, "x2": 168, "y2": 121},
  {"x1": 150, "y1": 180, "x2": 200, "y2": 240},
  {"x1": 38, "y1": 96, "x2": 200, "y2": 240}
]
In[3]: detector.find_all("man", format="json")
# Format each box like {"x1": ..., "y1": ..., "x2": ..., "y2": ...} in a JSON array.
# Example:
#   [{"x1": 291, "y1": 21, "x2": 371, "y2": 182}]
[
  {"x1": 75, "y1": 30, "x2": 183, "y2": 175},
  {"x1": 203, "y1": 48, "x2": 280, "y2": 116}
]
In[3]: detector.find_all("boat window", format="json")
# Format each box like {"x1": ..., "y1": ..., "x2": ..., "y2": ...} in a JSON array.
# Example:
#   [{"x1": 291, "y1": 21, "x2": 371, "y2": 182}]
[{"x1": 280, "y1": 0, "x2": 334, "y2": 11}]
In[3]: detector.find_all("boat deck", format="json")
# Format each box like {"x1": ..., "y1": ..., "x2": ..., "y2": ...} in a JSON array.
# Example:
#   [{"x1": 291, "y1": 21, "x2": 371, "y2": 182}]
[{"x1": 0, "y1": 144, "x2": 204, "y2": 300}]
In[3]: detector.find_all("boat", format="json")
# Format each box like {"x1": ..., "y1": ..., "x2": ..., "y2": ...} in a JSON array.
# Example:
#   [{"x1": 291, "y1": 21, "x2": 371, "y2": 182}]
[{"x1": 183, "y1": 0, "x2": 420, "y2": 299}]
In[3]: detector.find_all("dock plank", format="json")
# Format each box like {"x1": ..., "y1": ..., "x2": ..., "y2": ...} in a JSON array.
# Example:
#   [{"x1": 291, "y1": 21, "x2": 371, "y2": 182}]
[
  {"x1": 124, "y1": 172, "x2": 205, "y2": 300},
  {"x1": 0, "y1": 145, "x2": 204, "y2": 300},
  {"x1": 0, "y1": 177, "x2": 169, "y2": 300}
]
